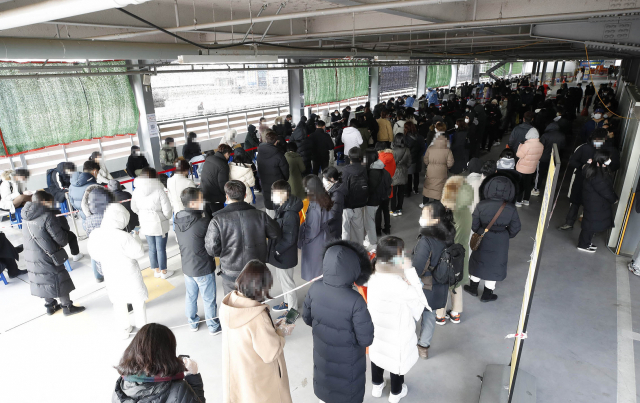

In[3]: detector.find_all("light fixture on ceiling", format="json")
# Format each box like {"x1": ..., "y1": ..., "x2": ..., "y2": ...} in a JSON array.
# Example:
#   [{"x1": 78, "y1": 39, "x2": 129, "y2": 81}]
[{"x1": 177, "y1": 55, "x2": 280, "y2": 64}]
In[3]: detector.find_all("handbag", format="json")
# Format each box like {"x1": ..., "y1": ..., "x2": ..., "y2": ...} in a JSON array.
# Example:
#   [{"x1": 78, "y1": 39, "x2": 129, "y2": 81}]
[
  {"x1": 26, "y1": 221, "x2": 69, "y2": 266},
  {"x1": 470, "y1": 202, "x2": 506, "y2": 251}
]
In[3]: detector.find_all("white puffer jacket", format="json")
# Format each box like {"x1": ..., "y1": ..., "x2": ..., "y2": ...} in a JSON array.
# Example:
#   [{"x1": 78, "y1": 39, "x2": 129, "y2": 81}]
[
  {"x1": 167, "y1": 173, "x2": 196, "y2": 213},
  {"x1": 0, "y1": 179, "x2": 20, "y2": 210},
  {"x1": 88, "y1": 203, "x2": 148, "y2": 304},
  {"x1": 96, "y1": 160, "x2": 113, "y2": 185},
  {"x1": 131, "y1": 177, "x2": 173, "y2": 236},
  {"x1": 367, "y1": 263, "x2": 430, "y2": 376},
  {"x1": 229, "y1": 163, "x2": 255, "y2": 204}
]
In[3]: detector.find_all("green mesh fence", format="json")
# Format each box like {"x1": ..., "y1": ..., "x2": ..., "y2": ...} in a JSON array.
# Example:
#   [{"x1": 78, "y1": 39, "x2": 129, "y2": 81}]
[
  {"x1": 511, "y1": 62, "x2": 524, "y2": 75},
  {"x1": 304, "y1": 60, "x2": 369, "y2": 106},
  {"x1": 426, "y1": 65, "x2": 452, "y2": 88},
  {"x1": 0, "y1": 61, "x2": 138, "y2": 156}
]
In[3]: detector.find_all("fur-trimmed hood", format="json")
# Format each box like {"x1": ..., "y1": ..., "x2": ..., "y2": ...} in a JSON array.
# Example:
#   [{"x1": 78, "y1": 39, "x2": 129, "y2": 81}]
[
  {"x1": 441, "y1": 176, "x2": 473, "y2": 211},
  {"x1": 480, "y1": 171, "x2": 518, "y2": 203},
  {"x1": 419, "y1": 221, "x2": 456, "y2": 246},
  {"x1": 322, "y1": 239, "x2": 373, "y2": 287}
]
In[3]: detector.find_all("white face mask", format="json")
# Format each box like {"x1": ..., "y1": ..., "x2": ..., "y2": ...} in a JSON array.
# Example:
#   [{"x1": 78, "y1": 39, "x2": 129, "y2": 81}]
[
  {"x1": 464, "y1": 118, "x2": 470, "y2": 124},
  {"x1": 594, "y1": 113, "x2": 602, "y2": 120},
  {"x1": 419, "y1": 218, "x2": 430, "y2": 227},
  {"x1": 455, "y1": 124, "x2": 459, "y2": 129},
  {"x1": 603, "y1": 114, "x2": 609, "y2": 119},
  {"x1": 593, "y1": 141, "x2": 604, "y2": 148},
  {"x1": 604, "y1": 159, "x2": 611, "y2": 166},
  {"x1": 322, "y1": 178, "x2": 333, "y2": 191}
]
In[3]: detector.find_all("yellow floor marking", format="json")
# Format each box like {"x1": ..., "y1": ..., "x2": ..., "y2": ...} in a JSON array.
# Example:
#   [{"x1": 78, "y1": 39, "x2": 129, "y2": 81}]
[{"x1": 141, "y1": 268, "x2": 175, "y2": 302}]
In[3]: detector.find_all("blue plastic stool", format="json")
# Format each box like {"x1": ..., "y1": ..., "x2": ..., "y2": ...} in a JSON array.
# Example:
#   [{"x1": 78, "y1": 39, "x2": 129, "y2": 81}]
[
  {"x1": 59, "y1": 200, "x2": 70, "y2": 214},
  {"x1": 0, "y1": 271, "x2": 7, "y2": 285},
  {"x1": 64, "y1": 260, "x2": 72, "y2": 272},
  {"x1": 9, "y1": 207, "x2": 22, "y2": 229},
  {"x1": 191, "y1": 165, "x2": 199, "y2": 179}
]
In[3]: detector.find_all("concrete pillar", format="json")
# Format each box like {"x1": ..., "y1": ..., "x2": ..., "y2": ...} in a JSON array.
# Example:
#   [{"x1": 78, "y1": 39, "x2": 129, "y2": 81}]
[
  {"x1": 540, "y1": 61, "x2": 548, "y2": 85},
  {"x1": 287, "y1": 59, "x2": 304, "y2": 123},
  {"x1": 416, "y1": 64, "x2": 427, "y2": 97},
  {"x1": 531, "y1": 61, "x2": 537, "y2": 79},
  {"x1": 508, "y1": 62, "x2": 512, "y2": 77},
  {"x1": 129, "y1": 59, "x2": 161, "y2": 171},
  {"x1": 560, "y1": 61, "x2": 566, "y2": 81},
  {"x1": 472, "y1": 64, "x2": 480, "y2": 83},
  {"x1": 536, "y1": 62, "x2": 542, "y2": 85},
  {"x1": 369, "y1": 66, "x2": 380, "y2": 106},
  {"x1": 452, "y1": 64, "x2": 459, "y2": 88},
  {"x1": 551, "y1": 61, "x2": 558, "y2": 84}
]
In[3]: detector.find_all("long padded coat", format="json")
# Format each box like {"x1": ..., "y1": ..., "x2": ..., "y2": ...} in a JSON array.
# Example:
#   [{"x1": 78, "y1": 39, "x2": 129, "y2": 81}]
[
  {"x1": 423, "y1": 135, "x2": 454, "y2": 200},
  {"x1": 581, "y1": 170, "x2": 618, "y2": 233},
  {"x1": 302, "y1": 240, "x2": 374, "y2": 403}
]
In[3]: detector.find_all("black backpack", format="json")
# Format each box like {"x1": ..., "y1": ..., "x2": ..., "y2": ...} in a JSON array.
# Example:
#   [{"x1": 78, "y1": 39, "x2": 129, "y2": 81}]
[
  {"x1": 344, "y1": 172, "x2": 368, "y2": 209},
  {"x1": 426, "y1": 240, "x2": 466, "y2": 289}
]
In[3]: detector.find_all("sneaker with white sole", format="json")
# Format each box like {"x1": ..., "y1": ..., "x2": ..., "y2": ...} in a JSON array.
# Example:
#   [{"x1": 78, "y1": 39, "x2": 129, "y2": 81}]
[
  {"x1": 588, "y1": 244, "x2": 597, "y2": 251},
  {"x1": 418, "y1": 203, "x2": 425, "y2": 208},
  {"x1": 435, "y1": 316, "x2": 446, "y2": 326},
  {"x1": 154, "y1": 270, "x2": 161, "y2": 278},
  {"x1": 531, "y1": 189, "x2": 540, "y2": 196},
  {"x1": 391, "y1": 211, "x2": 398, "y2": 217},
  {"x1": 515, "y1": 201, "x2": 523, "y2": 207},
  {"x1": 522, "y1": 200, "x2": 530, "y2": 206},
  {"x1": 272, "y1": 302, "x2": 289, "y2": 312},
  {"x1": 577, "y1": 246, "x2": 595, "y2": 253},
  {"x1": 397, "y1": 210, "x2": 403, "y2": 216},
  {"x1": 628, "y1": 261, "x2": 640, "y2": 276},
  {"x1": 160, "y1": 271, "x2": 174, "y2": 280},
  {"x1": 190, "y1": 323, "x2": 199, "y2": 332},
  {"x1": 72, "y1": 253, "x2": 84, "y2": 262},
  {"x1": 372, "y1": 380, "x2": 386, "y2": 398},
  {"x1": 388, "y1": 384, "x2": 408, "y2": 403},
  {"x1": 209, "y1": 327, "x2": 222, "y2": 336}
]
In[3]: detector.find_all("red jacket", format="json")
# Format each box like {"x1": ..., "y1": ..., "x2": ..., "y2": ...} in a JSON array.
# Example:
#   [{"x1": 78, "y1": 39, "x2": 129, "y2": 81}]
[{"x1": 378, "y1": 150, "x2": 396, "y2": 198}]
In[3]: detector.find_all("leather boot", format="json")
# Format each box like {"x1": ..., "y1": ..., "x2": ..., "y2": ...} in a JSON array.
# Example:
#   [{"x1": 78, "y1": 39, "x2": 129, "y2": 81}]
[
  {"x1": 463, "y1": 280, "x2": 479, "y2": 297},
  {"x1": 63, "y1": 304, "x2": 86, "y2": 316},
  {"x1": 480, "y1": 287, "x2": 498, "y2": 302},
  {"x1": 45, "y1": 302, "x2": 61, "y2": 316}
]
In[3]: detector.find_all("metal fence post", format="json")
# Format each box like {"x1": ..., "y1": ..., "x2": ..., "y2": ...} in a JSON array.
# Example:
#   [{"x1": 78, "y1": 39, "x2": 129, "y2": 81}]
[
  {"x1": 182, "y1": 120, "x2": 188, "y2": 142},
  {"x1": 206, "y1": 118, "x2": 211, "y2": 139},
  {"x1": 244, "y1": 112, "x2": 249, "y2": 128},
  {"x1": 65, "y1": 193, "x2": 83, "y2": 240}
]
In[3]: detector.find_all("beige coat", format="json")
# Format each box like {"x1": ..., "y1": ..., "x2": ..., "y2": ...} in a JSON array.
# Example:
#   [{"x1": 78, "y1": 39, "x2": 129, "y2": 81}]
[
  {"x1": 220, "y1": 291, "x2": 292, "y2": 403},
  {"x1": 376, "y1": 118, "x2": 394, "y2": 143},
  {"x1": 422, "y1": 135, "x2": 454, "y2": 200},
  {"x1": 516, "y1": 138, "x2": 544, "y2": 174}
]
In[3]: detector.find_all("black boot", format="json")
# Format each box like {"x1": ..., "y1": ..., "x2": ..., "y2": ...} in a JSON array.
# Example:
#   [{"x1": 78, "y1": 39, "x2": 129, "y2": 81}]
[
  {"x1": 45, "y1": 302, "x2": 62, "y2": 316},
  {"x1": 463, "y1": 280, "x2": 479, "y2": 297},
  {"x1": 63, "y1": 304, "x2": 86, "y2": 316},
  {"x1": 480, "y1": 287, "x2": 498, "y2": 302},
  {"x1": 8, "y1": 269, "x2": 27, "y2": 279}
]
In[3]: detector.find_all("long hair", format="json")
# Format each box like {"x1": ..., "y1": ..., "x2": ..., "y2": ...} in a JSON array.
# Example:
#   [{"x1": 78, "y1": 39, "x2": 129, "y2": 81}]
[
  {"x1": 584, "y1": 150, "x2": 611, "y2": 179},
  {"x1": 404, "y1": 121, "x2": 417, "y2": 135},
  {"x1": 303, "y1": 175, "x2": 333, "y2": 211}
]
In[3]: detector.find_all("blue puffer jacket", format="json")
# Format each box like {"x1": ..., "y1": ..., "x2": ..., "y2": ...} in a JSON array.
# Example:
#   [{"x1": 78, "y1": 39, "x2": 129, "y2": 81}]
[
  {"x1": 303, "y1": 240, "x2": 374, "y2": 403},
  {"x1": 68, "y1": 172, "x2": 97, "y2": 220}
]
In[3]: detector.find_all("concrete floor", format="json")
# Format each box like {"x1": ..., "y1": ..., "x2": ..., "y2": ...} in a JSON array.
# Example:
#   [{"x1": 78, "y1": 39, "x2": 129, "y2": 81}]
[{"x1": 1, "y1": 108, "x2": 638, "y2": 402}]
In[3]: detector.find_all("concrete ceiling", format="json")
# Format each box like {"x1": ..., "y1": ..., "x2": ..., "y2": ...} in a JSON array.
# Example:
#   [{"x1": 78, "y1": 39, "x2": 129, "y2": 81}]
[{"x1": 0, "y1": 0, "x2": 638, "y2": 60}]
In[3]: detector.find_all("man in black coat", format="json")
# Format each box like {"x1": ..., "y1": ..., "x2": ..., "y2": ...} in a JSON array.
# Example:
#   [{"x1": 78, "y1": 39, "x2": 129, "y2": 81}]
[
  {"x1": 366, "y1": 157, "x2": 392, "y2": 244},
  {"x1": 508, "y1": 111, "x2": 535, "y2": 153},
  {"x1": 342, "y1": 106, "x2": 351, "y2": 123},
  {"x1": 302, "y1": 240, "x2": 374, "y2": 403},
  {"x1": 559, "y1": 128, "x2": 620, "y2": 230},
  {"x1": 579, "y1": 161, "x2": 618, "y2": 251},
  {"x1": 341, "y1": 148, "x2": 368, "y2": 244},
  {"x1": 46, "y1": 161, "x2": 75, "y2": 203},
  {"x1": 243, "y1": 124, "x2": 260, "y2": 157},
  {"x1": 284, "y1": 114, "x2": 294, "y2": 138},
  {"x1": 205, "y1": 181, "x2": 280, "y2": 295},
  {"x1": 175, "y1": 187, "x2": 221, "y2": 334},
  {"x1": 532, "y1": 121, "x2": 566, "y2": 195},
  {"x1": 200, "y1": 143, "x2": 232, "y2": 216},
  {"x1": 310, "y1": 120, "x2": 335, "y2": 175},
  {"x1": 257, "y1": 132, "x2": 290, "y2": 214}
]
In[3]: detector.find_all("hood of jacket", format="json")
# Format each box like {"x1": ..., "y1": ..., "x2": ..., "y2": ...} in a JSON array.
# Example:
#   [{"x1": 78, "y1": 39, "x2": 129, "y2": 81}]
[
  {"x1": 21, "y1": 201, "x2": 48, "y2": 221},
  {"x1": 71, "y1": 171, "x2": 96, "y2": 187},
  {"x1": 544, "y1": 122, "x2": 560, "y2": 133},
  {"x1": 419, "y1": 221, "x2": 455, "y2": 245},
  {"x1": 114, "y1": 377, "x2": 173, "y2": 402},
  {"x1": 133, "y1": 177, "x2": 165, "y2": 197},
  {"x1": 257, "y1": 142, "x2": 282, "y2": 159},
  {"x1": 107, "y1": 179, "x2": 124, "y2": 192},
  {"x1": 370, "y1": 159, "x2": 385, "y2": 170},
  {"x1": 276, "y1": 195, "x2": 303, "y2": 214},
  {"x1": 285, "y1": 151, "x2": 302, "y2": 162},
  {"x1": 431, "y1": 135, "x2": 448, "y2": 149},
  {"x1": 88, "y1": 187, "x2": 112, "y2": 215},
  {"x1": 481, "y1": 172, "x2": 517, "y2": 203},
  {"x1": 342, "y1": 126, "x2": 360, "y2": 137},
  {"x1": 101, "y1": 203, "x2": 130, "y2": 230},
  {"x1": 322, "y1": 240, "x2": 372, "y2": 287},
  {"x1": 378, "y1": 150, "x2": 394, "y2": 166},
  {"x1": 467, "y1": 158, "x2": 483, "y2": 174},
  {"x1": 247, "y1": 124, "x2": 257, "y2": 134},
  {"x1": 174, "y1": 210, "x2": 202, "y2": 232},
  {"x1": 55, "y1": 162, "x2": 68, "y2": 175},
  {"x1": 222, "y1": 291, "x2": 269, "y2": 329},
  {"x1": 441, "y1": 176, "x2": 474, "y2": 211}
]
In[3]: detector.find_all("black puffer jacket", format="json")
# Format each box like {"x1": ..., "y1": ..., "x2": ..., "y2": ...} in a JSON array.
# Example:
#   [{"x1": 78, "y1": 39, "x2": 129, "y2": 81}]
[
  {"x1": 200, "y1": 152, "x2": 229, "y2": 204},
  {"x1": 205, "y1": 202, "x2": 280, "y2": 281},
  {"x1": 302, "y1": 240, "x2": 374, "y2": 403},
  {"x1": 540, "y1": 122, "x2": 566, "y2": 163},
  {"x1": 21, "y1": 202, "x2": 74, "y2": 299},
  {"x1": 582, "y1": 171, "x2": 618, "y2": 233},
  {"x1": 256, "y1": 143, "x2": 289, "y2": 210},
  {"x1": 508, "y1": 122, "x2": 534, "y2": 153},
  {"x1": 243, "y1": 125, "x2": 260, "y2": 156},
  {"x1": 367, "y1": 159, "x2": 391, "y2": 206},
  {"x1": 175, "y1": 210, "x2": 215, "y2": 278},
  {"x1": 404, "y1": 132, "x2": 423, "y2": 167},
  {"x1": 268, "y1": 196, "x2": 303, "y2": 269},
  {"x1": 182, "y1": 140, "x2": 202, "y2": 162},
  {"x1": 449, "y1": 129, "x2": 468, "y2": 174},
  {"x1": 469, "y1": 173, "x2": 522, "y2": 281},
  {"x1": 412, "y1": 221, "x2": 455, "y2": 310},
  {"x1": 46, "y1": 162, "x2": 73, "y2": 203},
  {"x1": 292, "y1": 125, "x2": 313, "y2": 170},
  {"x1": 112, "y1": 374, "x2": 205, "y2": 403}
]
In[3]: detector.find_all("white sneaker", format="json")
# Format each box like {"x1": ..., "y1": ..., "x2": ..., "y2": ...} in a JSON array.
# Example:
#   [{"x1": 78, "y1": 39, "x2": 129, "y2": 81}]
[
  {"x1": 391, "y1": 211, "x2": 398, "y2": 217},
  {"x1": 522, "y1": 200, "x2": 530, "y2": 206},
  {"x1": 154, "y1": 270, "x2": 161, "y2": 278},
  {"x1": 372, "y1": 380, "x2": 386, "y2": 397},
  {"x1": 190, "y1": 323, "x2": 199, "y2": 332},
  {"x1": 493, "y1": 141, "x2": 501, "y2": 146},
  {"x1": 72, "y1": 253, "x2": 84, "y2": 262},
  {"x1": 628, "y1": 262, "x2": 640, "y2": 276},
  {"x1": 388, "y1": 384, "x2": 408, "y2": 403},
  {"x1": 160, "y1": 270, "x2": 174, "y2": 280},
  {"x1": 531, "y1": 189, "x2": 540, "y2": 196},
  {"x1": 515, "y1": 201, "x2": 523, "y2": 207},
  {"x1": 418, "y1": 203, "x2": 425, "y2": 208}
]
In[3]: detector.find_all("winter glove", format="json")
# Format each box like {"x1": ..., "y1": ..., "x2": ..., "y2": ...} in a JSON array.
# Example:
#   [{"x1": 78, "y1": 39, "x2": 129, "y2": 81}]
[{"x1": 183, "y1": 357, "x2": 199, "y2": 375}]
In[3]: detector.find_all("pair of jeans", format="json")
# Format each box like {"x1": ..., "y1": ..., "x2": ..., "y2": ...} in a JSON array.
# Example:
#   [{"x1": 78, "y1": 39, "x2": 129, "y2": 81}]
[
  {"x1": 184, "y1": 273, "x2": 221, "y2": 332},
  {"x1": 375, "y1": 199, "x2": 390, "y2": 234},
  {"x1": 66, "y1": 230, "x2": 80, "y2": 256},
  {"x1": 45, "y1": 293, "x2": 71, "y2": 307},
  {"x1": 371, "y1": 361, "x2": 404, "y2": 395},
  {"x1": 342, "y1": 208, "x2": 365, "y2": 244},
  {"x1": 92, "y1": 259, "x2": 104, "y2": 281},
  {"x1": 390, "y1": 185, "x2": 405, "y2": 212},
  {"x1": 146, "y1": 234, "x2": 168, "y2": 272},
  {"x1": 418, "y1": 309, "x2": 436, "y2": 348}
]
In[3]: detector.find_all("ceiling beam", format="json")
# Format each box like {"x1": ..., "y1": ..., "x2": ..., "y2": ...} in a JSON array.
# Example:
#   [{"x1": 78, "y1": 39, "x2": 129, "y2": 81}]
[{"x1": 321, "y1": 0, "x2": 446, "y2": 23}]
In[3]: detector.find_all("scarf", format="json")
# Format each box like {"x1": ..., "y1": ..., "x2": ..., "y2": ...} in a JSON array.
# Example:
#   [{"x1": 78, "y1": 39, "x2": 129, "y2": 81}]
[{"x1": 122, "y1": 372, "x2": 184, "y2": 383}]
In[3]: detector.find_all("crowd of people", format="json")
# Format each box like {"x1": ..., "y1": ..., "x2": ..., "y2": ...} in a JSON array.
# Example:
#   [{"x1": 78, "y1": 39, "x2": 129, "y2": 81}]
[{"x1": 1, "y1": 73, "x2": 637, "y2": 403}]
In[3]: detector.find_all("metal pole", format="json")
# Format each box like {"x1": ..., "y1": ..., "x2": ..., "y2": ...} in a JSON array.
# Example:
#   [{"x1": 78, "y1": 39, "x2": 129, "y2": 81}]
[
  {"x1": 65, "y1": 193, "x2": 83, "y2": 240},
  {"x1": 242, "y1": 4, "x2": 267, "y2": 43},
  {"x1": 261, "y1": 2, "x2": 285, "y2": 42}
]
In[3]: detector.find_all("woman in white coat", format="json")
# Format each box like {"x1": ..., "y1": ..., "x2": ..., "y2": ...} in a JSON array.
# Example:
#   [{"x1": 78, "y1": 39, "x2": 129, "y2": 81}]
[
  {"x1": 166, "y1": 160, "x2": 196, "y2": 213},
  {"x1": 131, "y1": 168, "x2": 173, "y2": 279},
  {"x1": 367, "y1": 236, "x2": 431, "y2": 403},
  {"x1": 228, "y1": 152, "x2": 256, "y2": 204},
  {"x1": 0, "y1": 169, "x2": 32, "y2": 210},
  {"x1": 88, "y1": 203, "x2": 147, "y2": 339},
  {"x1": 89, "y1": 152, "x2": 113, "y2": 185}
]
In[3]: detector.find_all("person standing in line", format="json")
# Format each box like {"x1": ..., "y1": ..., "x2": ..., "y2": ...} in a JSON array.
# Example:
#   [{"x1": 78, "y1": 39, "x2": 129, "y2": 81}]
[
  {"x1": 21, "y1": 191, "x2": 85, "y2": 316},
  {"x1": 201, "y1": 143, "x2": 232, "y2": 216},
  {"x1": 108, "y1": 179, "x2": 140, "y2": 237},
  {"x1": 68, "y1": 160, "x2": 100, "y2": 222},
  {"x1": 627, "y1": 174, "x2": 640, "y2": 276},
  {"x1": 167, "y1": 160, "x2": 196, "y2": 214},
  {"x1": 88, "y1": 151, "x2": 113, "y2": 185},
  {"x1": 258, "y1": 117, "x2": 270, "y2": 143},
  {"x1": 159, "y1": 138, "x2": 178, "y2": 171},
  {"x1": 436, "y1": 176, "x2": 474, "y2": 325},
  {"x1": 182, "y1": 132, "x2": 202, "y2": 162},
  {"x1": 244, "y1": 124, "x2": 261, "y2": 159},
  {"x1": 112, "y1": 323, "x2": 205, "y2": 403},
  {"x1": 205, "y1": 180, "x2": 281, "y2": 295},
  {"x1": 174, "y1": 187, "x2": 222, "y2": 335},
  {"x1": 257, "y1": 132, "x2": 290, "y2": 217},
  {"x1": 507, "y1": 111, "x2": 535, "y2": 154},
  {"x1": 272, "y1": 116, "x2": 286, "y2": 138},
  {"x1": 531, "y1": 121, "x2": 566, "y2": 196},
  {"x1": 365, "y1": 151, "x2": 392, "y2": 247},
  {"x1": 83, "y1": 187, "x2": 113, "y2": 283},
  {"x1": 465, "y1": 158, "x2": 485, "y2": 212},
  {"x1": 375, "y1": 143, "x2": 396, "y2": 236},
  {"x1": 420, "y1": 124, "x2": 454, "y2": 208},
  {"x1": 228, "y1": 151, "x2": 256, "y2": 204},
  {"x1": 368, "y1": 236, "x2": 430, "y2": 402},
  {"x1": 322, "y1": 166, "x2": 347, "y2": 240},
  {"x1": 578, "y1": 150, "x2": 618, "y2": 253},
  {"x1": 220, "y1": 261, "x2": 294, "y2": 403},
  {"x1": 404, "y1": 122, "x2": 423, "y2": 197},
  {"x1": 449, "y1": 119, "x2": 469, "y2": 174},
  {"x1": 298, "y1": 175, "x2": 334, "y2": 281},
  {"x1": 376, "y1": 110, "x2": 394, "y2": 147},
  {"x1": 580, "y1": 107, "x2": 606, "y2": 144},
  {"x1": 341, "y1": 119, "x2": 364, "y2": 165},
  {"x1": 412, "y1": 202, "x2": 455, "y2": 359},
  {"x1": 131, "y1": 168, "x2": 174, "y2": 279},
  {"x1": 340, "y1": 148, "x2": 368, "y2": 244},
  {"x1": 390, "y1": 134, "x2": 410, "y2": 217},
  {"x1": 267, "y1": 180, "x2": 303, "y2": 319},
  {"x1": 310, "y1": 120, "x2": 335, "y2": 175},
  {"x1": 88, "y1": 203, "x2": 147, "y2": 339},
  {"x1": 126, "y1": 146, "x2": 150, "y2": 178},
  {"x1": 219, "y1": 129, "x2": 238, "y2": 149},
  {"x1": 284, "y1": 114, "x2": 294, "y2": 138},
  {"x1": 515, "y1": 128, "x2": 544, "y2": 207},
  {"x1": 393, "y1": 110, "x2": 407, "y2": 137},
  {"x1": 303, "y1": 240, "x2": 374, "y2": 403},
  {"x1": 50, "y1": 192, "x2": 85, "y2": 264},
  {"x1": 284, "y1": 142, "x2": 307, "y2": 200},
  {"x1": 464, "y1": 172, "x2": 521, "y2": 302}
]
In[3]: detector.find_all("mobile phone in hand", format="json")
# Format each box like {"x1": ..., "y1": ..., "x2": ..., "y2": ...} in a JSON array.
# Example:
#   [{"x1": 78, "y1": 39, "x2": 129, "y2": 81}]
[{"x1": 285, "y1": 308, "x2": 300, "y2": 325}]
